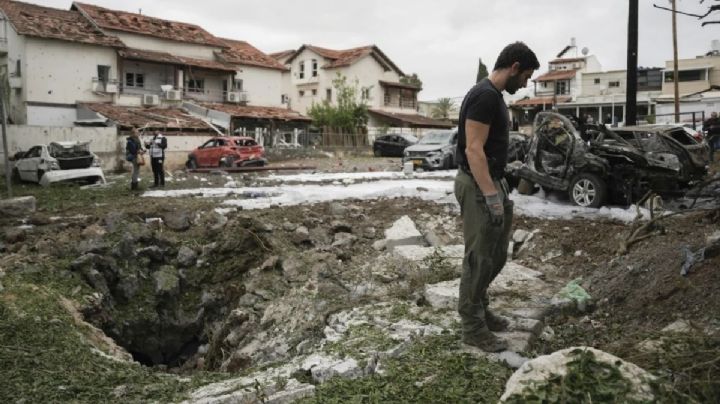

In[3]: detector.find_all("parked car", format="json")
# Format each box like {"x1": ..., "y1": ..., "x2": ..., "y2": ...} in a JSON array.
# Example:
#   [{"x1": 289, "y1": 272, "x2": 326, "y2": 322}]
[
  {"x1": 613, "y1": 124, "x2": 709, "y2": 181},
  {"x1": 402, "y1": 130, "x2": 457, "y2": 170},
  {"x1": 510, "y1": 112, "x2": 703, "y2": 208},
  {"x1": 373, "y1": 134, "x2": 418, "y2": 157},
  {"x1": 11, "y1": 141, "x2": 105, "y2": 187},
  {"x1": 186, "y1": 136, "x2": 266, "y2": 169}
]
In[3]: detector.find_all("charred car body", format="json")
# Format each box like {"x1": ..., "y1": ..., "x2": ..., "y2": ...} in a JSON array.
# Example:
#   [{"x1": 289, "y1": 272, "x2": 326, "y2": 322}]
[
  {"x1": 510, "y1": 112, "x2": 707, "y2": 208},
  {"x1": 11, "y1": 141, "x2": 105, "y2": 186}
]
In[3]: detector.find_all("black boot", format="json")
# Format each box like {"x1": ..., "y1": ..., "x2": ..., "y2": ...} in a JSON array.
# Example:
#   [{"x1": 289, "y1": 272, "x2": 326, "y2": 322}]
[{"x1": 131, "y1": 181, "x2": 138, "y2": 190}]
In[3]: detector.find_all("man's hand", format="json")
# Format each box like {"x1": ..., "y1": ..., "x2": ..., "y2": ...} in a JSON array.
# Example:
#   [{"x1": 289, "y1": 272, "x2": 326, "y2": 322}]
[{"x1": 484, "y1": 193, "x2": 504, "y2": 226}]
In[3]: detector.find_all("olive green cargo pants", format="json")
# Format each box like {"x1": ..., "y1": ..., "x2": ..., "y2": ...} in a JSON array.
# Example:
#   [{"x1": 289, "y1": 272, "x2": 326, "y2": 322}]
[{"x1": 454, "y1": 170, "x2": 514, "y2": 337}]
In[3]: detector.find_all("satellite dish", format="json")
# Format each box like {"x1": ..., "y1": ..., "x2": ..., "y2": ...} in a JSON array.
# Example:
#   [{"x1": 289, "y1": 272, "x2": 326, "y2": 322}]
[{"x1": 581, "y1": 47, "x2": 589, "y2": 56}]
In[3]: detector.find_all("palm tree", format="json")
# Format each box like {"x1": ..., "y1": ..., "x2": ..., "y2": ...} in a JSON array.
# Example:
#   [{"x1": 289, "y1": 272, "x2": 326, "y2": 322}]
[{"x1": 431, "y1": 98, "x2": 456, "y2": 120}]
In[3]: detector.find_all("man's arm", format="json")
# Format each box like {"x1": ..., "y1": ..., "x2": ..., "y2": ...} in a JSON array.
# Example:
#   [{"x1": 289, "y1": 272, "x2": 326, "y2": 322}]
[{"x1": 465, "y1": 119, "x2": 497, "y2": 196}]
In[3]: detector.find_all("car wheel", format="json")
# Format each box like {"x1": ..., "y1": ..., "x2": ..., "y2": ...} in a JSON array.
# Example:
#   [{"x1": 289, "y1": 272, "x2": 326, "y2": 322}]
[
  {"x1": 186, "y1": 158, "x2": 197, "y2": 170},
  {"x1": 220, "y1": 156, "x2": 235, "y2": 168},
  {"x1": 373, "y1": 148, "x2": 382, "y2": 157},
  {"x1": 442, "y1": 156, "x2": 451, "y2": 170},
  {"x1": 569, "y1": 173, "x2": 606, "y2": 208},
  {"x1": 36, "y1": 169, "x2": 45, "y2": 183}
]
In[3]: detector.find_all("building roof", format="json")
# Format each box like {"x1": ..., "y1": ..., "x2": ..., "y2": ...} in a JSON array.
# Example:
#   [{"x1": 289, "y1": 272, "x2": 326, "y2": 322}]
[
  {"x1": 549, "y1": 57, "x2": 586, "y2": 64},
  {"x1": 269, "y1": 49, "x2": 296, "y2": 62},
  {"x1": 511, "y1": 96, "x2": 572, "y2": 107},
  {"x1": 118, "y1": 48, "x2": 236, "y2": 72},
  {"x1": 368, "y1": 109, "x2": 454, "y2": 129},
  {"x1": 379, "y1": 80, "x2": 422, "y2": 91},
  {"x1": 287, "y1": 44, "x2": 405, "y2": 75},
  {"x1": 216, "y1": 38, "x2": 288, "y2": 71},
  {"x1": 81, "y1": 103, "x2": 213, "y2": 130},
  {"x1": 534, "y1": 69, "x2": 579, "y2": 82},
  {"x1": 198, "y1": 102, "x2": 311, "y2": 122},
  {"x1": 0, "y1": 0, "x2": 124, "y2": 47},
  {"x1": 72, "y1": 2, "x2": 226, "y2": 47}
]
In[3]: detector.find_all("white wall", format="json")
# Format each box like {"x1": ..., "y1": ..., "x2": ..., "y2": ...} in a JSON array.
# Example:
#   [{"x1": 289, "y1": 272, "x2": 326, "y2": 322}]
[
  {"x1": 239, "y1": 66, "x2": 283, "y2": 107},
  {"x1": 121, "y1": 60, "x2": 175, "y2": 94},
  {"x1": 4, "y1": 16, "x2": 27, "y2": 124},
  {"x1": 342, "y1": 54, "x2": 402, "y2": 111},
  {"x1": 108, "y1": 30, "x2": 220, "y2": 60},
  {"x1": 581, "y1": 71, "x2": 627, "y2": 97},
  {"x1": 26, "y1": 105, "x2": 77, "y2": 127},
  {"x1": 25, "y1": 38, "x2": 117, "y2": 105}
]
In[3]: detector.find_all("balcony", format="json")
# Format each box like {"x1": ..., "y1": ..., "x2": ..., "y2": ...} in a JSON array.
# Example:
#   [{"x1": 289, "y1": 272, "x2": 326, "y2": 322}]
[
  {"x1": 383, "y1": 95, "x2": 417, "y2": 110},
  {"x1": 91, "y1": 78, "x2": 119, "y2": 94}
]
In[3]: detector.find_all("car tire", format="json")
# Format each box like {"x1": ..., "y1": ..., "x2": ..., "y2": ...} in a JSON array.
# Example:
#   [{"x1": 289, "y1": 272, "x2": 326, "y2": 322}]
[
  {"x1": 442, "y1": 156, "x2": 451, "y2": 170},
  {"x1": 517, "y1": 179, "x2": 535, "y2": 195},
  {"x1": 36, "y1": 169, "x2": 45, "y2": 183},
  {"x1": 568, "y1": 173, "x2": 606, "y2": 208},
  {"x1": 220, "y1": 156, "x2": 235, "y2": 168},
  {"x1": 186, "y1": 158, "x2": 197, "y2": 170},
  {"x1": 373, "y1": 148, "x2": 382, "y2": 157}
]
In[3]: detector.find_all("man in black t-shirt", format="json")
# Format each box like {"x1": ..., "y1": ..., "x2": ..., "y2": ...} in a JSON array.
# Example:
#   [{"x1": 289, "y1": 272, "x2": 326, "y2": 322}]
[{"x1": 454, "y1": 42, "x2": 539, "y2": 352}]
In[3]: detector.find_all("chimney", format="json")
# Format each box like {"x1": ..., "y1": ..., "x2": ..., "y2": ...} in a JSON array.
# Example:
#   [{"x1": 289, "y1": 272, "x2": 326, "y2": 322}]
[{"x1": 570, "y1": 37, "x2": 577, "y2": 47}]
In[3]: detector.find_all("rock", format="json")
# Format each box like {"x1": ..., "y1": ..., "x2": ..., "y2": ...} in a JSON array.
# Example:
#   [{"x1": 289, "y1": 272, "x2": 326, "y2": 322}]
[
  {"x1": 384, "y1": 216, "x2": 425, "y2": 250},
  {"x1": 0, "y1": 196, "x2": 36, "y2": 217},
  {"x1": 209, "y1": 213, "x2": 228, "y2": 231},
  {"x1": 112, "y1": 234, "x2": 136, "y2": 260},
  {"x1": 164, "y1": 210, "x2": 192, "y2": 231},
  {"x1": 221, "y1": 351, "x2": 252, "y2": 372},
  {"x1": 363, "y1": 227, "x2": 377, "y2": 239},
  {"x1": 329, "y1": 202, "x2": 348, "y2": 216},
  {"x1": 176, "y1": 246, "x2": 197, "y2": 268},
  {"x1": 424, "y1": 279, "x2": 459, "y2": 310},
  {"x1": 512, "y1": 229, "x2": 530, "y2": 243},
  {"x1": 76, "y1": 239, "x2": 108, "y2": 255},
  {"x1": 292, "y1": 226, "x2": 312, "y2": 246},
  {"x1": 332, "y1": 232, "x2": 357, "y2": 248},
  {"x1": 372, "y1": 239, "x2": 387, "y2": 251},
  {"x1": 540, "y1": 326, "x2": 556, "y2": 342},
  {"x1": 282, "y1": 221, "x2": 297, "y2": 232},
  {"x1": 541, "y1": 250, "x2": 563, "y2": 262},
  {"x1": 82, "y1": 224, "x2": 107, "y2": 238},
  {"x1": 260, "y1": 256, "x2": 281, "y2": 272},
  {"x1": 137, "y1": 246, "x2": 165, "y2": 263},
  {"x1": 116, "y1": 274, "x2": 140, "y2": 301},
  {"x1": 661, "y1": 319, "x2": 694, "y2": 334},
  {"x1": 500, "y1": 347, "x2": 657, "y2": 402},
  {"x1": 330, "y1": 221, "x2": 353, "y2": 234},
  {"x1": 301, "y1": 354, "x2": 365, "y2": 383},
  {"x1": 281, "y1": 256, "x2": 305, "y2": 278},
  {"x1": 4, "y1": 228, "x2": 27, "y2": 244},
  {"x1": 153, "y1": 266, "x2": 180, "y2": 296},
  {"x1": 707, "y1": 230, "x2": 720, "y2": 245}
]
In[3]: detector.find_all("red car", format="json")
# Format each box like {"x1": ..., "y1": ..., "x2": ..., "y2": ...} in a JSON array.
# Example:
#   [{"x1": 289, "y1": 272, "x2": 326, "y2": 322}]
[{"x1": 186, "y1": 136, "x2": 267, "y2": 168}]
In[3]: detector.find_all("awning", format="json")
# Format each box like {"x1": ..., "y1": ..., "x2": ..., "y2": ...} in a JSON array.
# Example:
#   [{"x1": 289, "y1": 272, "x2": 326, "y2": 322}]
[
  {"x1": 512, "y1": 96, "x2": 572, "y2": 107},
  {"x1": 534, "y1": 70, "x2": 578, "y2": 82},
  {"x1": 369, "y1": 109, "x2": 453, "y2": 129}
]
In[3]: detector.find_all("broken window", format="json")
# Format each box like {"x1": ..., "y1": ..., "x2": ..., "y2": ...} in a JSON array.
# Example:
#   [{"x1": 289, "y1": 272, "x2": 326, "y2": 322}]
[
  {"x1": 125, "y1": 72, "x2": 144, "y2": 88},
  {"x1": 609, "y1": 81, "x2": 620, "y2": 88},
  {"x1": 664, "y1": 69, "x2": 706, "y2": 82},
  {"x1": 97, "y1": 65, "x2": 110, "y2": 84},
  {"x1": 187, "y1": 79, "x2": 204, "y2": 93}
]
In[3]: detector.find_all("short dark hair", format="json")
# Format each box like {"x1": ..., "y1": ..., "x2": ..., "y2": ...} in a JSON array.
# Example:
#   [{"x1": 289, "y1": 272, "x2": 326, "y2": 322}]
[{"x1": 493, "y1": 42, "x2": 540, "y2": 72}]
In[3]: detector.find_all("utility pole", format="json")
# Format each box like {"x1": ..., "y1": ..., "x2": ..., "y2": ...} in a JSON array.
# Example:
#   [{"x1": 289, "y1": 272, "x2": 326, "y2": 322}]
[
  {"x1": 671, "y1": 0, "x2": 681, "y2": 122},
  {"x1": 626, "y1": 0, "x2": 639, "y2": 126},
  {"x1": 0, "y1": 83, "x2": 11, "y2": 198}
]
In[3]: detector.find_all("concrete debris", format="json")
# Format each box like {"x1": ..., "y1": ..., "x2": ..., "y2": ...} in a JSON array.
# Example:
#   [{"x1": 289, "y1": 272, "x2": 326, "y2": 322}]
[
  {"x1": 0, "y1": 196, "x2": 36, "y2": 217},
  {"x1": 383, "y1": 216, "x2": 425, "y2": 250}
]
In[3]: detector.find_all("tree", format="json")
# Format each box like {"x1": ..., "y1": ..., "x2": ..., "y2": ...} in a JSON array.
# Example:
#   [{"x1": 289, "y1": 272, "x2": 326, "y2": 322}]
[
  {"x1": 431, "y1": 98, "x2": 456, "y2": 120},
  {"x1": 307, "y1": 73, "x2": 369, "y2": 133},
  {"x1": 476, "y1": 58, "x2": 489, "y2": 83},
  {"x1": 653, "y1": 0, "x2": 720, "y2": 26},
  {"x1": 400, "y1": 73, "x2": 422, "y2": 89}
]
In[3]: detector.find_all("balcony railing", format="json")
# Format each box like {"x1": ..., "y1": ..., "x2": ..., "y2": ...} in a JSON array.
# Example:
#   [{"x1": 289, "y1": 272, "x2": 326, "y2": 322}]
[{"x1": 383, "y1": 98, "x2": 417, "y2": 110}]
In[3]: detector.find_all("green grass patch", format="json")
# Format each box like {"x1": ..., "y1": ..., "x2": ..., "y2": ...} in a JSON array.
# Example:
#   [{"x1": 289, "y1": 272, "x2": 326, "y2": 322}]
[
  {"x1": 324, "y1": 324, "x2": 396, "y2": 359},
  {"x1": 304, "y1": 333, "x2": 511, "y2": 403}
]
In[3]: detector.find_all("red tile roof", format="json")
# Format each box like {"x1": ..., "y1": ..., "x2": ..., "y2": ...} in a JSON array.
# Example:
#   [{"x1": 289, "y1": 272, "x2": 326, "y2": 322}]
[
  {"x1": 0, "y1": 0, "x2": 124, "y2": 47},
  {"x1": 216, "y1": 39, "x2": 288, "y2": 71},
  {"x1": 534, "y1": 69, "x2": 578, "y2": 82},
  {"x1": 118, "y1": 48, "x2": 236, "y2": 72},
  {"x1": 511, "y1": 96, "x2": 572, "y2": 107},
  {"x1": 368, "y1": 109, "x2": 453, "y2": 129},
  {"x1": 72, "y1": 2, "x2": 226, "y2": 47},
  {"x1": 269, "y1": 49, "x2": 296, "y2": 62},
  {"x1": 287, "y1": 44, "x2": 405, "y2": 75},
  {"x1": 81, "y1": 103, "x2": 213, "y2": 130},
  {"x1": 198, "y1": 102, "x2": 311, "y2": 122}
]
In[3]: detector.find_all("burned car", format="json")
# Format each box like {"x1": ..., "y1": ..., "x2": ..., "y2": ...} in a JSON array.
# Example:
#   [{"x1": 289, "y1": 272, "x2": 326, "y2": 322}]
[
  {"x1": 510, "y1": 112, "x2": 703, "y2": 208},
  {"x1": 402, "y1": 130, "x2": 457, "y2": 170},
  {"x1": 11, "y1": 141, "x2": 105, "y2": 187}
]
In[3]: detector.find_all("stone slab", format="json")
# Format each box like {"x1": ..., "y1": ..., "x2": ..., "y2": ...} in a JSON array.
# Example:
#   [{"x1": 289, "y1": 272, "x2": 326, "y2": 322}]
[{"x1": 384, "y1": 216, "x2": 425, "y2": 250}]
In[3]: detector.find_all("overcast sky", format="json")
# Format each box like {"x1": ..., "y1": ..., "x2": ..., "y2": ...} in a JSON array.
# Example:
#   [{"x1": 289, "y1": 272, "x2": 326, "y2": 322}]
[{"x1": 33, "y1": 0, "x2": 719, "y2": 101}]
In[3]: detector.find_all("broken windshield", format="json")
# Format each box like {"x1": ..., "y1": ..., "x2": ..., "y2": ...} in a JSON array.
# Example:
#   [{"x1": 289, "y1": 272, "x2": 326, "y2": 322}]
[{"x1": 418, "y1": 131, "x2": 453, "y2": 145}]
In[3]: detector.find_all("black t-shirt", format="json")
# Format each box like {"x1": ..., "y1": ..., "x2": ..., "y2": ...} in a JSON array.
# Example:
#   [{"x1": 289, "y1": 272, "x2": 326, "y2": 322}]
[{"x1": 456, "y1": 78, "x2": 509, "y2": 178}]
